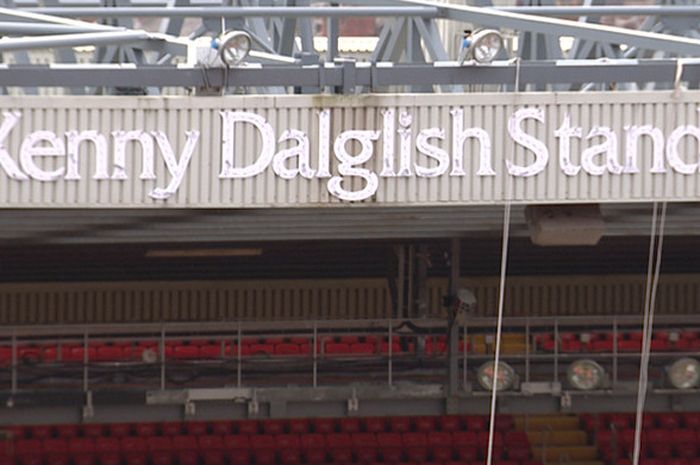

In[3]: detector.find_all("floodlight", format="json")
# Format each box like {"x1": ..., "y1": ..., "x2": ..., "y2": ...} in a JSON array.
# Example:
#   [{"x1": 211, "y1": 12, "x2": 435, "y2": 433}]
[
  {"x1": 217, "y1": 31, "x2": 251, "y2": 66},
  {"x1": 456, "y1": 288, "x2": 477, "y2": 314},
  {"x1": 469, "y1": 29, "x2": 504, "y2": 64},
  {"x1": 667, "y1": 357, "x2": 700, "y2": 389},
  {"x1": 141, "y1": 348, "x2": 158, "y2": 364},
  {"x1": 477, "y1": 361, "x2": 516, "y2": 391},
  {"x1": 567, "y1": 359, "x2": 605, "y2": 390}
]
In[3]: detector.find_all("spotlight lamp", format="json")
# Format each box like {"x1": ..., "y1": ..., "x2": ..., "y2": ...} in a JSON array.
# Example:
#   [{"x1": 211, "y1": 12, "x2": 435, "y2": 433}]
[
  {"x1": 459, "y1": 29, "x2": 504, "y2": 65},
  {"x1": 477, "y1": 361, "x2": 517, "y2": 392},
  {"x1": 667, "y1": 357, "x2": 700, "y2": 389},
  {"x1": 216, "y1": 31, "x2": 252, "y2": 66},
  {"x1": 567, "y1": 359, "x2": 606, "y2": 391}
]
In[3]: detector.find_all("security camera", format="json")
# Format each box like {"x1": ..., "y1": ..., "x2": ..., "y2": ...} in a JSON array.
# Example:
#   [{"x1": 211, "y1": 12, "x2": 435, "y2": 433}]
[{"x1": 454, "y1": 288, "x2": 477, "y2": 325}]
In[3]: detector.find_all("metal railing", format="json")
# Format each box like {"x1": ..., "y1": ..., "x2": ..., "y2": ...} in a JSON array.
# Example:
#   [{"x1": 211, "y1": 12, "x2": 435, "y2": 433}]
[{"x1": 1, "y1": 314, "x2": 700, "y2": 396}]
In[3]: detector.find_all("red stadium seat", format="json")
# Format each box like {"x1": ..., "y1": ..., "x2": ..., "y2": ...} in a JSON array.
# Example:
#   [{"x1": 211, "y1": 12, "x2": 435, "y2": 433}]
[
  {"x1": 591, "y1": 339, "x2": 614, "y2": 352},
  {"x1": 121, "y1": 436, "x2": 148, "y2": 465},
  {"x1": 30, "y1": 425, "x2": 52, "y2": 439},
  {"x1": 377, "y1": 433, "x2": 403, "y2": 463},
  {"x1": 108, "y1": 423, "x2": 131, "y2": 438},
  {"x1": 279, "y1": 447, "x2": 301, "y2": 465},
  {"x1": 465, "y1": 416, "x2": 486, "y2": 431},
  {"x1": 199, "y1": 344, "x2": 222, "y2": 358},
  {"x1": 288, "y1": 419, "x2": 310, "y2": 434},
  {"x1": 440, "y1": 415, "x2": 461, "y2": 432},
  {"x1": 380, "y1": 342, "x2": 402, "y2": 354},
  {"x1": 504, "y1": 431, "x2": 529, "y2": 447},
  {"x1": 339, "y1": 418, "x2": 361, "y2": 434},
  {"x1": 275, "y1": 434, "x2": 300, "y2": 450},
  {"x1": 69, "y1": 438, "x2": 96, "y2": 465},
  {"x1": 82, "y1": 424, "x2": 104, "y2": 438},
  {"x1": 172, "y1": 435, "x2": 198, "y2": 465},
  {"x1": 300, "y1": 434, "x2": 326, "y2": 465},
  {"x1": 327, "y1": 433, "x2": 353, "y2": 463},
  {"x1": 657, "y1": 413, "x2": 680, "y2": 429},
  {"x1": 202, "y1": 450, "x2": 225, "y2": 465},
  {"x1": 351, "y1": 343, "x2": 375, "y2": 355},
  {"x1": 428, "y1": 432, "x2": 453, "y2": 462},
  {"x1": 173, "y1": 344, "x2": 200, "y2": 360},
  {"x1": 223, "y1": 435, "x2": 250, "y2": 465},
  {"x1": 364, "y1": 417, "x2": 386, "y2": 433},
  {"x1": 495, "y1": 415, "x2": 514, "y2": 432},
  {"x1": 198, "y1": 435, "x2": 224, "y2": 450},
  {"x1": 275, "y1": 343, "x2": 301, "y2": 356},
  {"x1": 263, "y1": 420, "x2": 285, "y2": 435},
  {"x1": 389, "y1": 416, "x2": 411, "y2": 433},
  {"x1": 44, "y1": 438, "x2": 69, "y2": 465},
  {"x1": 647, "y1": 429, "x2": 671, "y2": 444},
  {"x1": 160, "y1": 422, "x2": 182, "y2": 436},
  {"x1": 134, "y1": 423, "x2": 157, "y2": 437},
  {"x1": 237, "y1": 420, "x2": 259, "y2": 435},
  {"x1": 684, "y1": 413, "x2": 700, "y2": 429},
  {"x1": 619, "y1": 340, "x2": 642, "y2": 352},
  {"x1": 56, "y1": 424, "x2": 78, "y2": 438},
  {"x1": 414, "y1": 417, "x2": 437, "y2": 433},
  {"x1": 403, "y1": 432, "x2": 429, "y2": 462},
  {"x1": 16, "y1": 439, "x2": 42, "y2": 465},
  {"x1": 206, "y1": 422, "x2": 230, "y2": 436},
  {"x1": 313, "y1": 418, "x2": 335, "y2": 434},
  {"x1": 351, "y1": 433, "x2": 378, "y2": 463},
  {"x1": 249, "y1": 343, "x2": 274, "y2": 356},
  {"x1": 325, "y1": 342, "x2": 350, "y2": 355}
]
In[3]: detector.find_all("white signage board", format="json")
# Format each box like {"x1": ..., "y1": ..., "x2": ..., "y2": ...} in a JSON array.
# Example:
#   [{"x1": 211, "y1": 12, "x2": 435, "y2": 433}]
[{"x1": 0, "y1": 91, "x2": 698, "y2": 207}]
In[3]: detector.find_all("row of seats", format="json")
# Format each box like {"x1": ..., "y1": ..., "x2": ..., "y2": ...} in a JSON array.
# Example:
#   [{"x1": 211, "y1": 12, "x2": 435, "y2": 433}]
[
  {"x1": 0, "y1": 336, "x2": 458, "y2": 364},
  {"x1": 0, "y1": 431, "x2": 531, "y2": 465},
  {"x1": 582, "y1": 412, "x2": 700, "y2": 431},
  {"x1": 537, "y1": 330, "x2": 700, "y2": 353},
  {"x1": 0, "y1": 416, "x2": 518, "y2": 440},
  {"x1": 3, "y1": 328, "x2": 698, "y2": 365},
  {"x1": 597, "y1": 428, "x2": 700, "y2": 459}
]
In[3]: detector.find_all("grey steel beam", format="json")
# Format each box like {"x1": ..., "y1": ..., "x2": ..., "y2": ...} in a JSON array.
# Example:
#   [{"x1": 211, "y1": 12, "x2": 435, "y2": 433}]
[
  {"x1": 0, "y1": 59, "x2": 699, "y2": 88},
  {"x1": 0, "y1": 30, "x2": 150, "y2": 51},
  {"x1": 0, "y1": 22, "x2": 111, "y2": 34},
  {"x1": 21, "y1": 6, "x2": 441, "y2": 18},
  {"x1": 497, "y1": 5, "x2": 700, "y2": 17},
  {"x1": 400, "y1": 0, "x2": 700, "y2": 57}
]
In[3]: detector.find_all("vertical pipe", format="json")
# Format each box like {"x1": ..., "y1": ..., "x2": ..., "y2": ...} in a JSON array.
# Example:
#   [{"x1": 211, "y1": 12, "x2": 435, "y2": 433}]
[
  {"x1": 326, "y1": 4, "x2": 339, "y2": 62},
  {"x1": 83, "y1": 330, "x2": 89, "y2": 393},
  {"x1": 396, "y1": 246, "x2": 405, "y2": 320},
  {"x1": 462, "y1": 320, "x2": 468, "y2": 390},
  {"x1": 10, "y1": 330, "x2": 17, "y2": 394},
  {"x1": 613, "y1": 318, "x2": 618, "y2": 387},
  {"x1": 525, "y1": 318, "x2": 530, "y2": 383},
  {"x1": 159, "y1": 325, "x2": 166, "y2": 391},
  {"x1": 388, "y1": 323, "x2": 393, "y2": 386},
  {"x1": 553, "y1": 318, "x2": 559, "y2": 383},
  {"x1": 312, "y1": 322, "x2": 318, "y2": 388},
  {"x1": 407, "y1": 245, "x2": 415, "y2": 318},
  {"x1": 237, "y1": 322, "x2": 242, "y2": 388},
  {"x1": 448, "y1": 238, "x2": 460, "y2": 396}
]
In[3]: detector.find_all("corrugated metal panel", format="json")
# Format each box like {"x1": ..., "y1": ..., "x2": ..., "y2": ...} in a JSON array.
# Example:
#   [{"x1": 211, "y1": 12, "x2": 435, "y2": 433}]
[
  {"x1": 427, "y1": 274, "x2": 700, "y2": 318},
  {"x1": 1, "y1": 91, "x2": 700, "y2": 207},
  {"x1": 1, "y1": 274, "x2": 699, "y2": 325},
  {"x1": 0, "y1": 279, "x2": 392, "y2": 324}
]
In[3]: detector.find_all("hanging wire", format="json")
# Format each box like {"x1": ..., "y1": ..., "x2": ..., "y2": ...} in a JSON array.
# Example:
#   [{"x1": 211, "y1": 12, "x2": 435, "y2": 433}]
[
  {"x1": 631, "y1": 201, "x2": 667, "y2": 465},
  {"x1": 485, "y1": 201, "x2": 512, "y2": 465}
]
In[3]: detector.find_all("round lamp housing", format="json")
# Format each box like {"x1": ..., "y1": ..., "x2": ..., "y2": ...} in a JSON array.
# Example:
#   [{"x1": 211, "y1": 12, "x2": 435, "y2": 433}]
[
  {"x1": 477, "y1": 361, "x2": 516, "y2": 392},
  {"x1": 470, "y1": 29, "x2": 504, "y2": 64},
  {"x1": 218, "y1": 31, "x2": 252, "y2": 66},
  {"x1": 668, "y1": 357, "x2": 700, "y2": 389},
  {"x1": 567, "y1": 359, "x2": 606, "y2": 391}
]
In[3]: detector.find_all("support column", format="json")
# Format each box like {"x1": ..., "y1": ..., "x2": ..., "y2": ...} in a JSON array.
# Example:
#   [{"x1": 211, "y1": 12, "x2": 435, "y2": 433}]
[{"x1": 447, "y1": 238, "x2": 460, "y2": 397}]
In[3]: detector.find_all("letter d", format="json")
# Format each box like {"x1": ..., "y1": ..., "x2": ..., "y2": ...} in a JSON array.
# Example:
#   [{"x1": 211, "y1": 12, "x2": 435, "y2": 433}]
[{"x1": 219, "y1": 110, "x2": 276, "y2": 178}]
